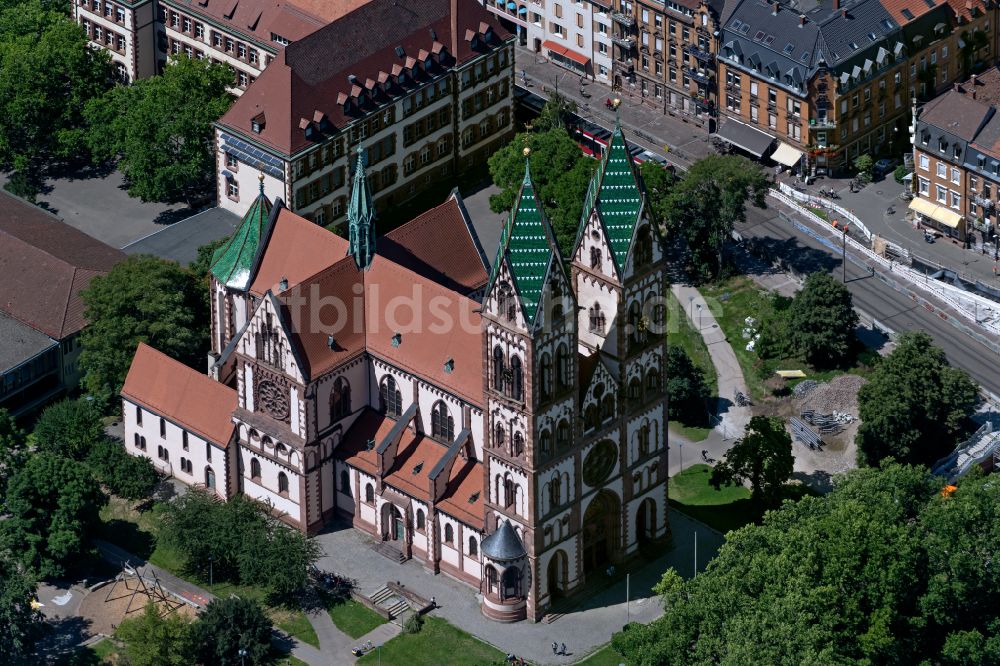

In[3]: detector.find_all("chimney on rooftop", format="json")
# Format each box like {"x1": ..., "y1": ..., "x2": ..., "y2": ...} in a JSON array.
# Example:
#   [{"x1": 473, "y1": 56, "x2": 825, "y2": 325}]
[
  {"x1": 799, "y1": 13, "x2": 806, "y2": 26},
  {"x1": 772, "y1": 1, "x2": 779, "y2": 15},
  {"x1": 451, "y1": 0, "x2": 458, "y2": 59},
  {"x1": 841, "y1": 7, "x2": 847, "y2": 18}
]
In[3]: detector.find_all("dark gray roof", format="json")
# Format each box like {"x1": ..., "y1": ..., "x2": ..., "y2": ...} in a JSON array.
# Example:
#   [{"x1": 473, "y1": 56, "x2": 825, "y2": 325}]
[
  {"x1": 720, "y1": 0, "x2": 899, "y2": 94},
  {"x1": 0, "y1": 311, "x2": 56, "y2": 374},
  {"x1": 920, "y1": 90, "x2": 995, "y2": 143},
  {"x1": 480, "y1": 519, "x2": 526, "y2": 561},
  {"x1": 123, "y1": 207, "x2": 241, "y2": 266},
  {"x1": 715, "y1": 119, "x2": 775, "y2": 156}
]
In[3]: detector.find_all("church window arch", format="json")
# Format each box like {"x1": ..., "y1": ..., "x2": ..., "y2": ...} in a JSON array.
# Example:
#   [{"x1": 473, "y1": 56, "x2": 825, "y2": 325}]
[
  {"x1": 494, "y1": 422, "x2": 505, "y2": 449},
  {"x1": 431, "y1": 401, "x2": 454, "y2": 441},
  {"x1": 601, "y1": 392, "x2": 616, "y2": 421},
  {"x1": 416, "y1": 509, "x2": 425, "y2": 531},
  {"x1": 628, "y1": 300, "x2": 643, "y2": 349},
  {"x1": 590, "y1": 245, "x2": 602, "y2": 269},
  {"x1": 556, "y1": 344, "x2": 570, "y2": 390},
  {"x1": 556, "y1": 420, "x2": 571, "y2": 451},
  {"x1": 550, "y1": 474, "x2": 561, "y2": 509},
  {"x1": 275, "y1": 442, "x2": 287, "y2": 456},
  {"x1": 485, "y1": 564, "x2": 498, "y2": 594},
  {"x1": 635, "y1": 225, "x2": 653, "y2": 267},
  {"x1": 503, "y1": 475, "x2": 516, "y2": 508},
  {"x1": 444, "y1": 523, "x2": 454, "y2": 543},
  {"x1": 646, "y1": 367, "x2": 661, "y2": 394},
  {"x1": 365, "y1": 483, "x2": 375, "y2": 503},
  {"x1": 510, "y1": 355, "x2": 523, "y2": 401},
  {"x1": 469, "y1": 535, "x2": 478, "y2": 557},
  {"x1": 502, "y1": 567, "x2": 521, "y2": 599},
  {"x1": 340, "y1": 469, "x2": 350, "y2": 495},
  {"x1": 492, "y1": 346, "x2": 506, "y2": 392},
  {"x1": 498, "y1": 282, "x2": 516, "y2": 322},
  {"x1": 539, "y1": 430, "x2": 552, "y2": 458},
  {"x1": 540, "y1": 352, "x2": 553, "y2": 400},
  {"x1": 331, "y1": 377, "x2": 351, "y2": 421},
  {"x1": 250, "y1": 457, "x2": 261, "y2": 480},
  {"x1": 638, "y1": 419, "x2": 651, "y2": 458},
  {"x1": 278, "y1": 472, "x2": 289, "y2": 495},
  {"x1": 380, "y1": 375, "x2": 402, "y2": 417},
  {"x1": 585, "y1": 404, "x2": 600, "y2": 431},
  {"x1": 628, "y1": 377, "x2": 642, "y2": 407},
  {"x1": 513, "y1": 432, "x2": 524, "y2": 457},
  {"x1": 589, "y1": 303, "x2": 606, "y2": 334}
]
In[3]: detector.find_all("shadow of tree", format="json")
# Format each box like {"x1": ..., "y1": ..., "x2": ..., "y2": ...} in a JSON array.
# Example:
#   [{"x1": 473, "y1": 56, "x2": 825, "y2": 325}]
[{"x1": 31, "y1": 616, "x2": 95, "y2": 665}]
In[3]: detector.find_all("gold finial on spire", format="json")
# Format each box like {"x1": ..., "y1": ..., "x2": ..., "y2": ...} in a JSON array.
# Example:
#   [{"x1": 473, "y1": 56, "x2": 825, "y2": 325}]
[
  {"x1": 612, "y1": 97, "x2": 621, "y2": 109},
  {"x1": 523, "y1": 146, "x2": 532, "y2": 157}
]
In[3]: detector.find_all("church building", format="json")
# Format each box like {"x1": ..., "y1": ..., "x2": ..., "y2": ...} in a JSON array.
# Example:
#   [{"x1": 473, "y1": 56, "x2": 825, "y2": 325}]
[{"x1": 120, "y1": 118, "x2": 670, "y2": 622}]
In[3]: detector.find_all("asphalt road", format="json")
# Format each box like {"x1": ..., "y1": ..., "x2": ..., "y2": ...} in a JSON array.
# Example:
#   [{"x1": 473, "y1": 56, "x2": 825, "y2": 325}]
[{"x1": 737, "y1": 204, "x2": 1000, "y2": 396}]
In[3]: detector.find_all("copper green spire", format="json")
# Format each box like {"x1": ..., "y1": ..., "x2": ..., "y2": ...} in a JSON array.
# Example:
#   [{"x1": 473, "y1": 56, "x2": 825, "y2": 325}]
[
  {"x1": 210, "y1": 173, "x2": 272, "y2": 289},
  {"x1": 347, "y1": 146, "x2": 376, "y2": 271}
]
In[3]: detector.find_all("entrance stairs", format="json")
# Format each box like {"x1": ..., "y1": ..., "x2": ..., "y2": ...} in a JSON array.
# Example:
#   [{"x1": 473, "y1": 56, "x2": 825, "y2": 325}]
[
  {"x1": 373, "y1": 540, "x2": 406, "y2": 563},
  {"x1": 370, "y1": 585, "x2": 410, "y2": 620}
]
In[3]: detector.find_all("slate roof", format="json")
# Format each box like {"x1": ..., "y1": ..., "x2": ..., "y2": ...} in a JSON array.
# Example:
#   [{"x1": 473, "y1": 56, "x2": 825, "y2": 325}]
[
  {"x1": 218, "y1": 0, "x2": 511, "y2": 156},
  {"x1": 210, "y1": 184, "x2": 273, "y2": 289},
  {"x1": 720, "y1": 0, "x2": 901, "y2": 93},
  {"x1": 0, "y1": 312, "x2": 56, "y2": 375},
  {"x1": 480, "y1": 519, "x2": 526, "y2": 561},
  {"x1": 919, "y1": 90, "x2": 994, "y2": 142},
  {"x1": 488, "y1": 159, "x2": 561, "y2": 325},
  {"x1": 0, "y1": 192, "x2": 125, "y2": 340}
]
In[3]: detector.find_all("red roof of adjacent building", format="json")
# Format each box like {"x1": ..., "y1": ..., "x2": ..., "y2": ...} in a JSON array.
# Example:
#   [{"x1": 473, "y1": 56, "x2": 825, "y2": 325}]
[
  {"x1": 0, "y1": 192, "x2": 124, "y2": 339},
  {"x1": 122, "y1": 344, "x2": 238, "y2": 447},
  {"x1": 218, "y1": 0, "x2": 511, "y2": 156}
]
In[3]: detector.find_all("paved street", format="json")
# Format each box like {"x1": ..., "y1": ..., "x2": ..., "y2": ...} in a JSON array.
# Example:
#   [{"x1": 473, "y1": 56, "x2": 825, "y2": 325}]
[{"x1": 316, "y1": 512, "x2": 723, "y2": 665}]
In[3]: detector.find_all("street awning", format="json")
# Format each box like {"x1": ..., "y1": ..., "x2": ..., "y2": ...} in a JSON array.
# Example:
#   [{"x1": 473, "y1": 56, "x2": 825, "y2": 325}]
[
  {"x1": 560, "y1": 48, "x2": 590, "y2": 66},
  {"x1": 771, "y1": 141, "x2": 804, "y2": 168},
  {"x1": 909, "y1": 197, "x2": 963, "y2": 228},
  {"x1": 713, "y1": 120, "x2": 774, "y2": 158},
  {"x1": 542, "y1": 40, "x2": 568, "y2": 57}
]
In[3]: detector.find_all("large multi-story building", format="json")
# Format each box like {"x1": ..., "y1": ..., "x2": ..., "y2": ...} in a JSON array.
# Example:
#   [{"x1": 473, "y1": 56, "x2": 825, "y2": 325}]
[
  {"x1": 73, "y1": 0, "x2": 367, "y2": 89},
  {"x1": 483, "y1": 0, "x2": 615, "y2": 83},
  {"x1": 610, "y1": 0, "x2": 725, "y2": 128},
  {"x1": 910, "y1": 71, "x2": 1000, "y2": 243},
  {"x1": 712, "y1": 0, "x2": 995, "y2": 174},
  {"x1": 120, "y1": 114, "x2": 670, "y2": 622},
  {"x1": 214, "y1": 0, "x2": 516, "y2": 227},
  {"x1": 0, "y1": 192, "x2": 125, "y2": 418}
]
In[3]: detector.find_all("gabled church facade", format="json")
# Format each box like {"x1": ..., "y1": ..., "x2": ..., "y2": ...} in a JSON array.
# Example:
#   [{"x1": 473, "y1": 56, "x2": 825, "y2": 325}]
[{"x1": 121, "y1": 120, "x2": 669, "y2": 622}]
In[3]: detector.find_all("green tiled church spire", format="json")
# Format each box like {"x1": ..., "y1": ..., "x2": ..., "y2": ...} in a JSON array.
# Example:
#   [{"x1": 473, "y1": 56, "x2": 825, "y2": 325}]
[
  {"x1": 210, "y1": 173, "x2": 272, "y2": 290},
  {"x1": 487, "y1": 148, "x2": 561, "y2": 324},
  {"x1": 578, "y1": 99, "x2": 643, "y2": 269},
  {"x1": 347, "y1": 146, "x2": 376, "y2": 271}
]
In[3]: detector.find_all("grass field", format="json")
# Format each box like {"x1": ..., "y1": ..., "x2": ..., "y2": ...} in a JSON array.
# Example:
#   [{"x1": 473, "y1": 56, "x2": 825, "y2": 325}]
[
  {"x1": 667, "y1": 290, "x2": 717, "y2": 442},
  {"x1": 575, "y1": 644, "x2": 628, "y2": 665},
  {"x1": 355, "y1": 617, "x2": 506, "y2": 665},
  {"x1": 326, "y1": 599, "x2": 387, "y2": 639},
  {"x1": 668, "y1": 464, "x2": 756, "y2": 534},
  {"x1": 273, "y1": 608, "x2": 320, "y2": 648},
  {"x1": 700, "y1": 276, "x2": 875, "y2": 401}
]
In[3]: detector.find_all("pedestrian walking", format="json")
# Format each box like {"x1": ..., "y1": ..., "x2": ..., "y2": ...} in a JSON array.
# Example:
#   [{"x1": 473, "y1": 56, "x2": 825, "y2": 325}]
[
  {"x1": 561, "y1": 643, "x2": 567, "y2": 655},
  {"x1": 552, "y1": 642, "x2": 558, "y2": 655}
]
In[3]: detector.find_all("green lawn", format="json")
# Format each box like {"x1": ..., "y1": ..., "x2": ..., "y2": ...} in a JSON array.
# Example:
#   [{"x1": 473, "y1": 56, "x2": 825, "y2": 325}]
[
  {"x1": 326, "y1": 599, "x2": 387, "y2": 639},
  {"x1": 666, "y1": 290, "x2": 717, "y2": 442},
  {"x1": 669, "y1": 464, "x2": 756, "y2": 534},
  {"x1": 274, "y1": 608, "x2": 320, "y2": 648},
  {"x1": 575, "y1": 644, "x2": 628, "y2": 665},
  {"x1": 806, "y1": 206, "x2": 829, "y2": 221},
  {"x1": 356, "y1": 617, "x2": 505, "y2": 665},
  {"x1": 87, "y1": 638, "x2": 118, "y2": 663},
  {"x1": 700, "y1": 276, "x2": 874, "y2": 401}
]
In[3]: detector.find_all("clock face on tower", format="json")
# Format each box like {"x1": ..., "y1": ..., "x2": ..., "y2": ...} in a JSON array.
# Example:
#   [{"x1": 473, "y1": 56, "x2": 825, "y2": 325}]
[{"x1": 257, "y1": 380, "x2": 289, "y2": 420}]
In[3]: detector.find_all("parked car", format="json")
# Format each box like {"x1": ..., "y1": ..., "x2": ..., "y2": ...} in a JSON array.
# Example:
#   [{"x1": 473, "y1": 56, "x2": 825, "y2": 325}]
[{"x1": 873, "y1": 158, "x2": 900, "y2": 178}]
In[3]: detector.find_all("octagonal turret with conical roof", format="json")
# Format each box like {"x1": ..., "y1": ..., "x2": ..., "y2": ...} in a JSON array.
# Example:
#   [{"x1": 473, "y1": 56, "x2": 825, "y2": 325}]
[{"x1": 210, "y1": 175, "x2": 273, "y2": 290}]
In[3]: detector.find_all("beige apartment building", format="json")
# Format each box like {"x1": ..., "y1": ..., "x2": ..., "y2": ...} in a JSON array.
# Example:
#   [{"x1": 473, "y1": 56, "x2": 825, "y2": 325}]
[{"x1": 215, "y1": 0, "x2": 516, "y2": 227}]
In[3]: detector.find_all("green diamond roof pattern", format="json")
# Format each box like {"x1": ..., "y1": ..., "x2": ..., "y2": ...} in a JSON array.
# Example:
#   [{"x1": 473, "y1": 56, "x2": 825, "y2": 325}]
[
  {"x1": 490, "y1": 161, "x2": 558, "y2": 324},
  {"x1": 210, "y1": 189, "x2": 272, "y2": 289},
  {"x1": 592, "y1": 123, "x2": 643, "y2": 268}
]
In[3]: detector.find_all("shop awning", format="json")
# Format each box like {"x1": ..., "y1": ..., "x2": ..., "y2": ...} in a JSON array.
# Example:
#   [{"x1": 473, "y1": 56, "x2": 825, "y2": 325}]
[
  {"x1": 560, "y1": 48, "x2": 590, "y2": 66},
  {"x1": 771, "y1": 141, "x2": 804, "y2": 168},
  {"x1": 909, "y1": 197, "x2": 963, "y2": 228},
  {"x1": 542, "y1": 40, "x2": 568, "y2": 57},
  {"x1": 713, "y1": 120, "x2": 774, "y2": 158}
]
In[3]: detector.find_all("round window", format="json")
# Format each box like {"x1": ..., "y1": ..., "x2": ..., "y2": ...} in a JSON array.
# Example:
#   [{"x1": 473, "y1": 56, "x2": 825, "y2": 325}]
[{"x1": 582, "y1": 439, "x2": 617, "y2": 487}]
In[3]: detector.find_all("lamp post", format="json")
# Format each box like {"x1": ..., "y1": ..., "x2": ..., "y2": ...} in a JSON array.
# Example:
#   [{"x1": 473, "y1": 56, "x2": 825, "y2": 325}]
[
  {"x1": 238, "y1": 648, "x2": 246, "y2": 666},
  {"x1": 378, "y1": 644, "x2": 383, "y2": 666},
  {"x1": 696, "y1": 303, "x2": 702, "y2": 330},
  {"x1": 688, "y1": 295, "x2": 694, "y2": 323},
  {"x1": 208, "y1": 555, "x2": 213, "y2": 588}
]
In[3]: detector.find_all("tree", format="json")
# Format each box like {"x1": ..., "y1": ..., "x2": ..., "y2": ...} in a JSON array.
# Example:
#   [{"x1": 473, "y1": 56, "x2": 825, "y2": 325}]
[
  {"x1": 710, "y1": 416, "x2": 793, "y2": 507},
  {"x1": 189, "y1": 236, "x2": 230, "y2": 282},
  {"x1": 32, "y1": 398, "x2": 105, "y2": 461},
  {"x1": 86, "y1": 440, "x2": 159, "y2": 500},
  {"x1": 0, "y1": 1, "x2": 113, "y2": 195},
  {"x1": 664, "y1": 155, "x2": 769, "y2": 281},
  {"x1": 0, "y1": 551, "x2": 41, "y2": 660},
  {"x1": 612, "y1": 463, "x2": 951, "y2": 665},
  {"x1": 188, "y1": 597, "x2": 272, "y2": 666},
  {"x1": 79, "y1": 255, "x2": 207, "y2": 401},
  {"x1": 639, "y1": 159, "x2": 676, "y2": 230},
  {"x1": 665, "y1": 346, "x2": 710, "y2": 425},
  {"x1": 893, "y1": 164, "x2": 909, "y2": 184},
  {"x1": 115, "y1": 602, "x2": 193, "y2": 666},
  {"x1": 488, "y1": 127, "x2": 594, "y2": 255},
  {"x1": 854, "y1": 154, "x2": 874, "y2": 182},
  {"x1": 85, "y1": 55, "x2": 233, "y2": 203},
  {"x1": 0, "y1": 453, "x2": 106, "y2": 578},
  {"x1": 0, "y1": 407, "x2": 26, "y2": 486},
  {"x1": 532, "y1": 92, "x2": 576, "y2": 132},
  {"x1": 856, "y1": 331, "x2": 978, "y2": 467},
  {"x1": 787, "y1": 272, "x2": 859, "y2": 368}
]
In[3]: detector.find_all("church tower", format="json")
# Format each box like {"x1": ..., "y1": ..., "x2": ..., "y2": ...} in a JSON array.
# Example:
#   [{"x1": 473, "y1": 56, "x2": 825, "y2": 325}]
[
  {"x1": 568, "y1": 102, "x2": 670, "y2": 594},
  {"x1": 480, "y1": 151, "x2": 577, "y2": 622},
  {"x1": 347, "y1": 147, "x2": 375, "y2": 271}
]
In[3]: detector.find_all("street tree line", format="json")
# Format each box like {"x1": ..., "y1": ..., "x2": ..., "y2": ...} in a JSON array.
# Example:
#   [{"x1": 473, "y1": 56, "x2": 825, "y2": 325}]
[{"x1": 0, "y1": 0, "x2": 234, "y2": 203}]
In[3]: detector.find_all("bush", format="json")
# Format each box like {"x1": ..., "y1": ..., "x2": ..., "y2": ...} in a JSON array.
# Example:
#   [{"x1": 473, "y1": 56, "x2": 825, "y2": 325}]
[
  {"x1": 188, "y1": 597, "x2": 271, "y2": 666},
  {"x1": 403, "y1": 612, "x2": 425, "y2": 634},
  {"x1": 893, "y1": 164, "x2": 909, "y2": 184},
  {"x1": 86, "y1": 440, "x2": 159, "y2": 500},
  {"x1": 665, "y1": 347, "x2": 711, "y2": 425},
  {"x1": 853, "y1": 154, "x2": 874, "y2": 182},
  {"x1": 32, "y1": 398, "x2": 105, "y2": 461}
]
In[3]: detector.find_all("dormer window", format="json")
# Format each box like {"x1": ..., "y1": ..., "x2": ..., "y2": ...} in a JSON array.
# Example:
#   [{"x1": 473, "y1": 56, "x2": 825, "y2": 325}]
[{"x1": 251, "y1": 114, "x2": 265, "y2": 133}]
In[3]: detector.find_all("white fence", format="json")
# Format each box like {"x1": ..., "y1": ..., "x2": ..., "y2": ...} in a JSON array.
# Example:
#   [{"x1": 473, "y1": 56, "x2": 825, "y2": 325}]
[
  {"x1": 767, "y1": 188, "x2": 1000, "y2": 338},
  {"x1": 775, "y1": 182, "x2": 872, "y2": 241}
]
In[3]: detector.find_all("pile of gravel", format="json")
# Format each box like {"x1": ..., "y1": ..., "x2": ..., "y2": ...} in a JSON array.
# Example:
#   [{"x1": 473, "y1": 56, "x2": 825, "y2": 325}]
[
  {"x1": 792, "y1": 380, "x2": 819, "y2": 398},
  {"x1": 798, "y1": 375, "x2": 868, "y2": 417}
]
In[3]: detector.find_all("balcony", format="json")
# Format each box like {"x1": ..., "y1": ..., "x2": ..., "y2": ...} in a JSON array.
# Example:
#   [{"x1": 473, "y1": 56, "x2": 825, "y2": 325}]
[
  {"x1": 810, "y1": 116, "x2": 837, "y2": 129},
  {"x1": 611, "y1": 34, "x2": 636, "y2": 50},
  {"x1": 974, "y1": 195, "x2": 995, "y2": 210},
  {"x1": 686, "y1": 67, "x2": 711, "y2": 85},
  {"x1": 612, "y1": 11, "x2": 635, "y2": 27},
  {"x1": 683, "y1": 44, "x2": 714, "y2": 64}
]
